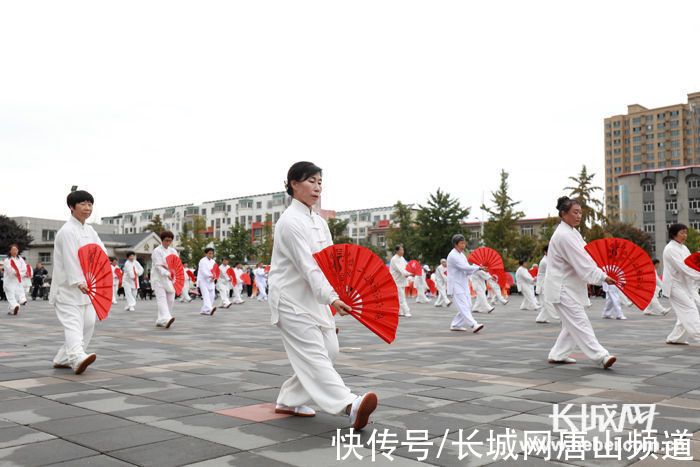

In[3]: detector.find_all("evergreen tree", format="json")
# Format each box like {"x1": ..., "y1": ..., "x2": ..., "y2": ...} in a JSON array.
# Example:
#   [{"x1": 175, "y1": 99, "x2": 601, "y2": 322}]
[
  {"x1": 605, "y1": 220, "x2": 654, "y2": 257},
  {"x1": 685, "y1": 226, "x2": 700, "y2": 253},
  {"x1": 564, "y1": 165, "x2": 604, "y2": 241},
  {"x1": 414, "y1": 189, "x2": 470, "y2": 265},
  {"x1": 480, "y1": 170, "x2": 525, "y2": 269},
  {"x1": 0, "y1": 216, "x2": 33, "y2": 254},
  {"x1": 256, "y1": 214, "x2": 274, "y2": 264},
  {"x1": 179, "y1": 216, "x2": 210, "y2": 266},
  {"x1": 214, "y1": 220, "x2": 256, "y2": 263},
  {"x1": 143, "y1": 215, "x2": 165, "y2": 234},
  {"x1": 385, "y1": 201, "x2": 418, "y2": 257},
  {"x1": 327, "y1": 218, "x2": 353, "y2": 243}
]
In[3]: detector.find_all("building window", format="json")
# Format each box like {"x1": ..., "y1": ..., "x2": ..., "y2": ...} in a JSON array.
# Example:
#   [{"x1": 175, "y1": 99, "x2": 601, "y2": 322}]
[
  {"x1": 690, "y1": 199, "x2": 700, "y2": 211},
  {"x1": 671, "y1": 130, "x2": 680, "y2": 137},
  {"x1": 614, "y1": 157, "x2": 621, "y2": 164},
  {"x1": 633, "y1": 146, "x2": 642, "y2": 153},
  {"x1": 41, "y1": 230, "x2": 56, "y2": 241},
  {"x1": 633, "y1": 136, "x2": 642, "y2": 143},
  {"x1": 657, "y1": 112, "x2": 666, "y2": 120},
  {"x1": 666, "y1": 201, "x2": 678, "y2": 211},
  {"x1": 671, "y1": 159, "x2": 681, "y2": 167},
  {"x1": 633, "y1": 117, "x2": 641, "y2": 124},
  {"x1": 670, "y1": 110, "x2": 679, "y2": 117},
  {"x1": 646, "y1": 153, "x2": 655, "y2": 161},
  {"x1": 657, "y1": 123, "x2": 666, "y2": 130},
  {"x1": 646, "y1": 134, "x2": 655, "y2": 141},
  {"x1": 614, "y1": 130, "x2": 621, "y2": 136},
  {"x1": 689, "y1": 178, "x2": 700, "y2": 189},
  {"x1": 646, "y1": 115, "x2": 654, "y2": 122},
  {"x1": 613, "y1": 121, "x2": 621, "y2": 128},
  {"x1": 658, "y1": 161, "x2": 667, "y2": 168},
  {"x1": 38, "y1": 252, "x2": 51, "y2": 264},
  {"x1": 643, "y1": 202, "x2": 655, "y2": 212},
  {"x1": 671, "y1": 150, "x2": 681, "y2": 157},
  {"x1": 670, "y1": 120, "x2": 680, "y2": 128},
  {"x1": 665, "y1": 180, "x2": 677, "y2": 190},
  {"x1": 643, "y1": 223, "x2": 655, "y2": 233},
  {"x1": 633, "y1": 155, "x2": 642, "y2": 162},
  {"x1": 256, "y1": 202, "x2": 262, "y2": 209},
  {"x1": 647, "y1": 162, "x2": 655, "y2": 168},
  {"x1": 646, "y1": 144, "x2": 654, "y2": 151},
  {"x1": 633, "y1": 126, "x2": 641, "y2": 134},
  {"x1": 658, "y1": 151, "x2": 666, "y2": 159},
  {"x1": 255, "y1": 215, "x2": 262, "y2": 223},
  {"x1": 671, "y1": 140, "x2": 681, "y2": 148},
  {"x1": 691, "y1": 222, "x2": 700, "y2": 231},
  {"x1": 657, "y1": 142, "x2": 666, "y2": 149},
  {"x1": 642, "y1": 183, "x2": 654, "y2": 192},
  {"x1": 239, "y1": 201, "x2": 253, "y2": 209}
]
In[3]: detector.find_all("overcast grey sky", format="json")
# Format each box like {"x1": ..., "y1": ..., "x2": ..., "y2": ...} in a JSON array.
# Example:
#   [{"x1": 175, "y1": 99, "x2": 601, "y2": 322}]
[{"x1": 2, "y1": 1, "x2": 699, "y2": 223}]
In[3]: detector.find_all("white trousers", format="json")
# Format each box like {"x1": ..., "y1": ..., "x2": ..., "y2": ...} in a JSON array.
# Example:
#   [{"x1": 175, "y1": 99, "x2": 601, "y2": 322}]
[
  {"x1": 601, "y1": 291, "x2": 624, "y2": 319},
  {"x1": 415, "y1": 284, "x2": 430, "y2": 303},
  {"x1": 200, "y1": 283, "x2": 215, "y2": 314},
  {"x1": 548, "y1": 290, "x2": 609, "y2": 364},
  {"x1": 397, "y1": 287, "x2": 410, "y2": 314},
  {"x1": 434, "y1": 284, "x2": 450, "y2": 306},
  {"x1": 535, "y1": 285, "x2": 560, "y2": 321},
  {"x1": 276, "y1": 308, "x2": 357, "y2": 414},
  {"x1": 112, "y1": 280, "x2": 119, "y2": 303},
  {"x1": 53, "y1": 302, "x2": 95, "y2": 366},
  {"x1": 123, "y1": 283, "x2": 138, "y2": 308},
  {"x1": 3, "y1": 281, "x2": 26, "y2": 310},
  {"x1": 471, "y1": 282, "x2": 492, "y2": 312},
  {"x1": 450, "y1": 293, "x2": 477, "y2": 329},
  {"x1": 666, "y1": 288, "x2": 700, "y2": 344},
  {"x1": 487, "y1": 279, "x2": 508, "y2": 304},
  {"x1": 644, "y1": 294, "x2": 667, "y2": 315},
  {"x1": 520, "y1": 284, "x2": 541, "y2": 310},
  {"x1": 232, "y1": 284, "x2": 244, "y2": 303},
  {"x1": 153, "y1": 285, "x2": 174, "y2": 324},
  {"x1": 217, "y1": 282, "x2": 231, "y2": 306},
  {"x1": 257, "y1": 282, "x2": 267, "y2": 300},
  {"x1": 179, "y1": 282, "x2": 192, "y2": 302}
]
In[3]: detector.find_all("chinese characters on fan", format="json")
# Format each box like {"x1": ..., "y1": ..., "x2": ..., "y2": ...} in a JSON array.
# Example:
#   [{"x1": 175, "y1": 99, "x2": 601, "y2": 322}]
[{"x1": 331, "y1": 404, "x2": 694, "y2": 462}]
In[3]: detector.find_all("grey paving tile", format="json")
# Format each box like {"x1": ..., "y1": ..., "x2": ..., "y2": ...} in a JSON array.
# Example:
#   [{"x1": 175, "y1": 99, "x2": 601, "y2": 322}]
[
  {"x1": 30, "y1": 413, "x2": 137, "y2": 437},
  {"x1": 194, "y1": 423, "x2": 310, "y2": 450},
  {"x1": 108, "y1": 402, "x2": 206, "y2": 423},
  {"x1": 109, "y1": 436, "x2": 239, "y2": 466},
  {"x1": 63, "y1": 424, "x2": 182, "y2": 452},
  {"x1": 0, "y1": 425, "x2": 55, "y2": 448},
  {"x1": 149, "y1": 413, "x2": 254, "y2": 436},
  {"x1": 0, "y1": 438, "x2": 99, "y2": 466},
  {"x1": 184, "y1": 451, "x2": 293, "y2": 466},
  {"x1": 45, "y1": 454, "x2": 136, "y2": 466}
]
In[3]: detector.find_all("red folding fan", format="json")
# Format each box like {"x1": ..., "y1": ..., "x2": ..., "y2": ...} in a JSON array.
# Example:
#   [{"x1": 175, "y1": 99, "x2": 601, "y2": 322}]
[
  {"x1": 186, "y1": 270, "x2": 196, "y2": 283},
  {"x1": 313, "y1": 243, "x2": 400, "y2": 344},
  {"x1": 166, "y1": 254, "x2": 185, "y2": 295},
  {"x1": 529, "y1": 267, "x2": 538, "y2": 278},
  {"x1": 264, "y1": 265, "x2": 270, "y2": 274},
  {"x1": 115, "y1": 268, "x2": 123, "y2": 286},
  {"x1": 240, "y1": 272, "x2": 252, "y2": 285},
  {"x1": 78, "y1": 244, "x2": 113, "y2": 321},
  {"x1": 227, "y1": 267, "x2": 237, "y2": 285},
  {"x1": 468, "y1": 247, "x2": 504, "y2": 270},
  {"x1": 26, "y1": 264, "x2": 31, "y2": 278},
  {"x1": 212, "y1": 262, "x2": 220, "y2": 280},
  {"x1": 426, "y1": 278, "x2": 436, "y2": 295},
  {"x1": 489, "y1": 268, "x2": 508, "y2": 290},
  {"x1": 10, "y1": 259, "x2": 21, "y2": 282},
  {"x1": 684, "y1": 252, "x2": 700, "y2": 272},
  {"x1": 585, "y1": 237, "x2": 656, "y2": 310},
  {"x1": 406, "y1": 260, "x2": 423, "y2": 276}
]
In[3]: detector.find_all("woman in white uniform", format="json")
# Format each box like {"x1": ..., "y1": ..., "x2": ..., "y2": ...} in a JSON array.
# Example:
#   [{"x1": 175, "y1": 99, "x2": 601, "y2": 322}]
[
  {"x1": 643, "y1": 259, "x2": 670, "y2": 316},
  {"x1": 269, "y1": 161, "x2": 377, "y2": 430},
  {"x1": 3, "y1": 244, "x2": 28, "y2": 315},
  {"x1": 471, "y1": 269, "x2": 495, "y2": 313},
  {"x1": 197, "y1": 248, "x2": 217, "y2": 316},
  {"x1": 662, "y1": 223, "x2": 700, "y2": 345},
  {"x1": 545, "y1": 196, "x2": 617, "y2": 369},
  {"x1": 151, "y1": 230, "x2": 178, "y2": 328},
  {"x1": 601, "y1": 282, "x2": 626, "y2": 320},
  {"x1": 515, "y1": 259, "x2": 540, "y2": 310}
]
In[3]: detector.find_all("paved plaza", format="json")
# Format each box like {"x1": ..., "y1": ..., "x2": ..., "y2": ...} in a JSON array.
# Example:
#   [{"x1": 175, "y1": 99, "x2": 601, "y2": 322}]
[{"x1": 0, "y1": 293, "x2": 699, "y2": 466}]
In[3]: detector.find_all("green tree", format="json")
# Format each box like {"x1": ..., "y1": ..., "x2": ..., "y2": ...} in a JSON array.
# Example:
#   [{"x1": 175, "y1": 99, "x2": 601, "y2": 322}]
[
  {"x1": 564, "y1": 165, "x2": 605, "y2": 241},
  {"x1": 480, "y1": 170, "x2": 525, "y2": 267},
  {"x1": 179, "y1": 216, "x2": 209, "y2": 266},
  {"x1": 385, "y1": 201, "x2": 418, "y2": 257},
  {"x1": 143, "y1": 215, "x2": 165, "y2": 234},
  {"x1": 359, "y1": 240, "x2": 387, "y2": 260},
  {"x1": 0, "y1": 216, "x2": 33, "y2": 254},
  {"x1": 256, "y1": 214, "x2": 274, "y2": 264},
  {"x1": 214, "y1": 220, "x2": 256, "y2": 263},
  {"x1": 605, "y1": 220, "x2": 654, "y2": 257},
  {"x1": 413, "y1": 189, "x2": 470, "y2": 265},
  {"x1": 686, "y1": 227, "x2": 700, "y2": 253},
  {"x1": 326, "y1": 217, "x2": 353, "y2": 244}
]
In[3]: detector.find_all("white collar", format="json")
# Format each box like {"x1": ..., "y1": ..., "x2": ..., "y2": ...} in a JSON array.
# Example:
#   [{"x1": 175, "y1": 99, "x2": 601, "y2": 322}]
[{"x1": 290, "y1": 198, "x2": 314, "y2": 217}]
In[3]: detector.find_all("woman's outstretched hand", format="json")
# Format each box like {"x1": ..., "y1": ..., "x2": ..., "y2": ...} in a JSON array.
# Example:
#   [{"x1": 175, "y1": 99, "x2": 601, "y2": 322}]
[{"x1": 332, "y1": 299, "x2": 352, "y2": 316}]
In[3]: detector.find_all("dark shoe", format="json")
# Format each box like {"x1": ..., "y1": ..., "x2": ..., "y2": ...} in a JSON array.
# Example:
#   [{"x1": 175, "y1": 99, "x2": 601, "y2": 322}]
[
  {"x1": 53, "y1": 363, "x2": 71, "y2": 369},
  {"x1": 350, "y1": 393, "x2": 377, "y2": 430},
  {"x1": 165, "y1": 317, "x2": 175, "y2": 329},
  {"x1": 666, "y1": 341, "x2": 689, "y2": 345},
  {"x1": 73, "y1": 354, "x2": 97, "y2": 375},
  {"x1": 472, "y1": 324, "x2": 484, "y2": 333},
  {"x1": 602, "y1": 356, "x2": 616, "y2": 369},
  {"x1": 210, "y1": 307, "x2": 216, "y2": 316},
  {"x1": 548, "y1": 358, "x2": 576, "y2": 364},
  {"x1": 13, "y1": 305, "x2": 19, "y2": 315}
]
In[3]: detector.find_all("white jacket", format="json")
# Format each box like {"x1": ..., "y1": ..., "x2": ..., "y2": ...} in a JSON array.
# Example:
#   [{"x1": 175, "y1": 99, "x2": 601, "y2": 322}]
[
  {"x1": 122, "y1": 259, "x2": 144, "y2": 289},
  {"x1": 661, "y1": 240, "x2": 700, "y2": 298},
  {"x1": 543, "y1": 222, "x2": 607, "y2": 306},
  {"x1": 2, "y1": 255, "x2": 27, "y2": 285},
  {"x1": 390, "y1": 254, "x2": 411, "y2": 287},
  {"x1": 515, "y1": 266, "x2": 534, "y2": 292},
  {"x1": 535, "y1": 255, "x2": 547, "y2": 294},
  {"x1": 446, "y1": 248, "x2": 480, "y2": 296},
  {"x1": 151, "y1": 245, "x2": 179, "y2": 290}
]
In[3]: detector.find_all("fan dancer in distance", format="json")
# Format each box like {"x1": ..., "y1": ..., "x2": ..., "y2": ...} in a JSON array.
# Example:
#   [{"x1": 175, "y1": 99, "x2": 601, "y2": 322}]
[
  {"x1": 232, "y1": 262, "x2": 246, "y2": 304},
  {"x1": 2, "y1": 244, "x2": 28, "y2": 315},
  {"x1": 535, "y1": 244, "x2": 559, "y2": 323},
  {"x1": 179, "y1": 262, "x2": 194, "y2": 303},
  {"x1": 122, "y1": 252, "x2": 143, "y2": 312},
  {"x1": 643, "y1": 259, "x2": 671, "y2": 316},
  {"x1": 390, "y1": 245, "x2": 413, "y2": 316},
  {"x1": 447, "y1": 234, "x2": 486, "y2": 333},
  {"x1": 197, "y1": 248, "x2": 217, "y2": 316},
  {"x1": 471, "y1": 268, "x2": 495, "y2": 313},
  {"x1": 217, "y1": 258, "x2": 233, "y2": 309},
  {"x1": 268, "y1": 162, "x2": 377, "y2": 430},
  {"x1": 487, "y1": 272, "x2": 508, "y2": 307},
  {"x1": 434, "y1": 259, "x2": 451, "y2": 307},
  {"x1": 151, "y1": 231, "x2": 178, "y2": 328},
  {"x1": 49, "y1": 190, "x2": 105, "y2": 374},
  {"x1": 662, "y1": 223, "x2": 700, "y2": 345},
  {"x1": 601, "y1": 282, "x2": 626, "y2": 320},
  {"x1": 110, "y1": 258, "x2": 120, "y2": 304},
  {"x1": 515, "y1": 259, "x2": 540, "y2": 311},
  {"x1": 254, "y1": 263, "x2": 268, "y2": 301},
  {"x1": 414, "y1": 265, "x2": 430, "y2": 303},
  {"x1": 546, "y1": 197, "x2": 617, "y2": 369}
]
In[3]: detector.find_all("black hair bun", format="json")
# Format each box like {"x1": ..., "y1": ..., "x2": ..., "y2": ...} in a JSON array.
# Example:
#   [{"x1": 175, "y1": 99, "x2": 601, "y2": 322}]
[{"x1": 556, "y1": 196, "x2": 570, "y2": 212}]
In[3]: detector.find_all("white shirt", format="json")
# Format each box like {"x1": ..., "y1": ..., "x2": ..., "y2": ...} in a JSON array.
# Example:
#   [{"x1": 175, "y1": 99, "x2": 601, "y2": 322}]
[
  {"x1": 446, "y1": 248, "x2": 480, "y2": 296},
  {"x1": 234, "y1": 266, "x2": 244, "y2": 286},
  {"x1": 151, "y1": 245, "x2": 179, "y2": 290},
  {"x1": 3, "y1": 255, "x2": 27, "y2": 285},
  {"x1": 661, "y1": 240, "x2": 700, "y2": 298},
  {"x1": 122, "y1": 259, "x2": 144, "y2": 289},
  {"x1": 254, "y1": 267, "x2": 267, "y2": 286},
  {"x1": 48, "y1": 216, "x2": 107, "y2": 306},
  {"x1": 471, "y1": 269, "x2": 491, "y2": 291},
  {"x1": 111, "y1": 264, "x2": 121, "y2": 283},
  {"x1": 536, "y1": 255, "x2": 547, "y2": 294},
  {"x1": 390, "y1": 254, "x2": 410, "y2": 287},
  {"x1": 515, "y1": 266, "x2": 534, "y2": 292},
  {"x1": 268, "y1": 198, "x2": 338, "y2": 329},
  {"x1": 544, "y1": 222, "x2": 607, "y2": 306},
  {"x1": 197, "y1": 257, "x2": 216, "y2": 285},
  {"x1": 218, "y1": 264, "x2": 232, "y2": 285},
  {"x1": 435, "y1": 264, "x2": 447, "y2": 286}
]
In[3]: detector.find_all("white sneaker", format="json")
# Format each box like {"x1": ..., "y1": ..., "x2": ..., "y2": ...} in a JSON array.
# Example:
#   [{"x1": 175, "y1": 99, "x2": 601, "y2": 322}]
[
  {"x1": 602, "y1": 355, "x2": 616, "y2": 369},
  {"x1": 450, "y1": 326, "x2": 468, "y2": 331},
  {"x1": 616, "y1": 316, "x2": 627, "y2": 320},
  {"x1": 129, "y1": 307, "x2": 135, "y2": 312},
  {"x1": 662, "y1": 308, "x2": 671, "y2": 316},
  {"x1": 404, "y1": 312, "x2": 412, "y2": 317},
  {"x1": 275, "y1": 404, "x2": 315, "y2": 417},
  {"x1": 72, "y1": 353, "x2": 96, "y2": 375},
  {"x1": 472, "y1": 323, "x2": 484, "y2": 333},
  {"x1": 349, "y1": 393, "x2": 377, "y2": 430},
  {"x1": 124, "y1": 305, "x2": 130, "y2": 311},
  {"x1": 548, "y1": 357, "x2": 576, "y2": 364}
]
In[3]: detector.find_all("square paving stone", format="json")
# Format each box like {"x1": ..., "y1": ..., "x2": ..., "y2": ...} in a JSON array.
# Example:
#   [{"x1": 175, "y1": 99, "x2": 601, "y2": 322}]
[
  {"x1": 185, "y1": 451, "x2": 293, "y2": 466},
  {"x1": 108, "y1": 436, "x2": 239, "y2": 466},
  {"x1": 0, "y1": 425, "x2": 55, "y2": 448},
  {"x1": 30, "y1": 413, "x2": 136, "y2": 437},
  {"x1": 194, "y1": 422, "x2": 310, "y2": 450},
  {"x1": 0, "y1": 404, "x2": 97, "y2": 424},
  {"x1": 63, "y1": 424, "x2": 182, "y2": 452},
  {"x1": 216, "y1": 402, "x2": 290, "y2": 422},
  {"x1": 0, "y1": 438, "x2": 98, "y2": 466},
  {"x1": 149, "y1": 413, "x2": 254, "y2": 436},
  {"x1": 108, "y1": 402, "x2": 205, "y2": 423},
  {"x1": 45, "y1": 454, "x2": 136, "y2": 466}
]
